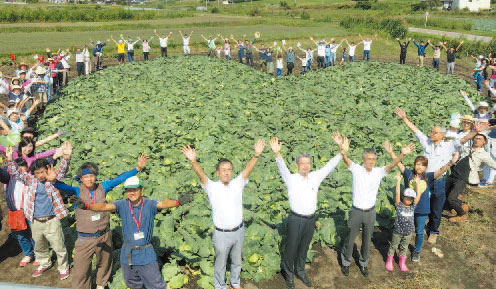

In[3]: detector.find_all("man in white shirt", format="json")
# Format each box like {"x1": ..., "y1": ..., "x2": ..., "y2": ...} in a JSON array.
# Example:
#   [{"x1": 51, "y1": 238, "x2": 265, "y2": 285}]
[
  {"x1": 154, "y1": 30, "x2": 173, "y2": 57},
  {"x1": 340, "y1": 134, "x2": 412, "y2": 278},
  {"x1": 124, "y1": 37, "x2": 140, "y2": 62},
  {"x1": 270, "y1": 133, "x2": 345, "y2": 289},
  {"x1": 75, "y1": 48, "x2": 85, "y2": 76},
  {"x1": 310, "y1": 37, "x2": 326, "y2": 69},
  {"x1": 394, "y1": 107, "x2": 476, "y2": 244},
  {"x1": 182, "y1": 139, "x2": 266, "y2": 289},
  {"x1": 359, "y1": 34, "x2": 377, "y2": 61},
  {"x1": 179, "y1": 30, "x2": 193, "y2": 55},
  {"x1": 344, "y1": 39, "x2": 360, "y2": 62},
  {"x1": 59, "y1": 50, "x2": 71, "y2": 87}
]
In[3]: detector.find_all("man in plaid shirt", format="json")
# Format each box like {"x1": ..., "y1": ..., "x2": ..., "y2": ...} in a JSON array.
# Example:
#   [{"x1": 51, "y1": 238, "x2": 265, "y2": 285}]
[{"x1": 7, "y1": 142, "x2": 71, "y2": 280}]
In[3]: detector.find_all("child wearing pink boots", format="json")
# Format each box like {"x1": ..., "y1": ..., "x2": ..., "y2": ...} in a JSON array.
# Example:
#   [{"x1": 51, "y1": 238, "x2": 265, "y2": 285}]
[{"x1": 386, "y1": 174, "x2": 422, "y2": 272}]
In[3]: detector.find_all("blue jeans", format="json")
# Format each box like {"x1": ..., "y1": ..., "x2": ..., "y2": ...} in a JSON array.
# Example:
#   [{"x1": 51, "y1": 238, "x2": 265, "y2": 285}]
[
  {"x1": 414, "y1": 214, "x2": 428, "y2": 253},
  {"x1": 277, "y1": 68, "x2": 282, "y2": 76},
  {"x1": 349, "y1": 56, "x2": 355, "y2": 62},
  {"x1": 475, "y1": 73, "x2": 483, "y2": 91},
  {"x1": 330, "y1": 53, "x2": 337, "y2": 66},
  {"x1": 432, "y1": 58, "x2": 440, "y2": 70},
  {"x1": 127, "y1": 51, "x2": 134, "y2": 62},
  {"x1": 428, "y1": 178, "x2": 446, "y2": 235},
  {"x1": 325, "y1": 56, "x2": 331, "y2": 66},
  {"x1": 307, "y1": 59, "x2": 313, "y2": 70},
  {"x1": 12, "y1": 221, "x2": 35, "y2": 258},
  {"x1": 363, "y1": 50, "x2": 370, "y2": 61}
]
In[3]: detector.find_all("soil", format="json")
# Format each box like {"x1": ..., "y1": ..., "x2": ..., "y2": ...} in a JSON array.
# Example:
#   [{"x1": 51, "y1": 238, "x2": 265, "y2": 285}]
[{"x1": 0, "y1": 54, "x2": 495, "y2": 289}]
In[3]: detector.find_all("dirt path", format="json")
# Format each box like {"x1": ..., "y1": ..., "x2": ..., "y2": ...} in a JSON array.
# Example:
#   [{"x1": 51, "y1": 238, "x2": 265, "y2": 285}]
[{"x1": 408, "y1": 27, "x2": 493, "y2": 43}]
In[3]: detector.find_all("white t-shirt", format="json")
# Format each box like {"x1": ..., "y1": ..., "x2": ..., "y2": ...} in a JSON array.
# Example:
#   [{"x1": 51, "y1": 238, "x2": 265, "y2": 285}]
[
  {"x1": 363, "y1": 40, "x2": 373, "y2": 51},
  {"x1": 159, "y1": 37, "x2": 169, "y2": 48},
  {"x1": 317, "y1": 44, "x2": 325, "y2": 57},
  {"x1": 300, "y1": 57, "x2": 307, "y2": 66},
  {"x1": 183, "y1": 37, "x2": 190, "y2": 46},
  {"x1": 276, "y1": 58, "x2": 283, "y2": 69},
  {"x1": 60, "y1": 55, "x2": 71, "y2": 69},
  {"x1": 202, "y1": 174, "x2": 248, "y2": 229},
  {"x1": 75, "y1": 52, "x2": 84, "y2": 63},
  {"x1": 330, "y1": 43, "x2": 341, "y2": 54},
  {"x1": 350, "y1": 162, "x2": 388, "y2": 210},
  {"x1": 348, "y1": 45, "x2": 357, "y2": 57}
]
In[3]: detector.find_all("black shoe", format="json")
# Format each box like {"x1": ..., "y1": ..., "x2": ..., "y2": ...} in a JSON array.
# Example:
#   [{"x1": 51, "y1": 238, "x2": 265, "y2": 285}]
[
  {"x1": 341, "y1": 265, "x2": 350, "y2": 276},
  {"x1": 282, "y1": 273, "x2": 295, "y2": 289},
  {"x1": 359, "y1": 266, "x2": 369, "y2": 277},
  {"x1": 295, "y1": 272, "x2": 313, "y2": 287}
]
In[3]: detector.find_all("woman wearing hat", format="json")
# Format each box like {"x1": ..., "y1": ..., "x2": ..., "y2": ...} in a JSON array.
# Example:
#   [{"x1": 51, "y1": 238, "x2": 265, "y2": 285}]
[
  {"x1": 447, "y1": 131, "x2": 496, "y2": 222},
  {"x1": 32, "y1": 66, "x2": 50, "y2": 105},
  {"x1": 460, "y1": 90, "x2": 491, "y2": 123},
  {"x1": 282, "y1": 43, "x2": 296, "y2": 75}
]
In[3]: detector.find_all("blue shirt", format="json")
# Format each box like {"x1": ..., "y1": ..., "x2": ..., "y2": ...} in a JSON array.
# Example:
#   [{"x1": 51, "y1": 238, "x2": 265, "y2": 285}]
[
  {"x1": 413, "y1": 41, "x2": 429, "y2": 56},
  {"x1": 54, "y1": 168, "x2": 138, "y2": 208},
  {"x1": 403, "y1": 168, "x2": 434, "y2": 214},
  {"x1": 33, "y1": 182, "x2": 56, "y2": 218},
  {"x1": 114, "y1": 198, "x2": 158, "y2": 265}
]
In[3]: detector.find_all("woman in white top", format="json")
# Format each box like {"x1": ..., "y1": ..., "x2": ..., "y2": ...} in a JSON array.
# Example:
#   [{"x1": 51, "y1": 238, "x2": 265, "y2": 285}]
[
  {"x1": 141, "y1": 37, "x2": 153, "y2": 61},
  {"x1": 220, "y1": 35, "x2": 232, "y2": 60},
  {"x1": 83, "y1": 45, "x2": 91, "y2": 75}
]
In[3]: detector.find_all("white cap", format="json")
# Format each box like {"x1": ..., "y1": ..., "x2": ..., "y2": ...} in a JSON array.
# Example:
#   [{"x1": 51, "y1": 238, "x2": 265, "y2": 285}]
[
  {"x1": 7, "y1": 109, "x2": 19, "y2": 117},
  {"x1": 124, "y1": 176, "x2": 143, "y2": 189},
  {"x1": 476, "y1": 101, "x2": 489, "y2": 109},
  {"x1": 403, "y1": 188, "x2": 416, "y2": 198}
]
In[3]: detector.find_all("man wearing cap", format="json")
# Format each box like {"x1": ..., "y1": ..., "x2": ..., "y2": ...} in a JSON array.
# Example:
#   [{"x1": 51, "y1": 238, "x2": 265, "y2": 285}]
[
  {"x1": 90, "y1": 40, "x2": 107, "y2": 70},
  {"x1": 339, "y1": 134, "x2": 413, "y2": 278},
  {"x1": 446, "y1": 131, "x2": 496, "y2": 222},
  {"x1": 72, "y1": 173, "x2": 192, "y2": 289},
  {"x1": 182, "y1": 139, "x2": 266, "y2": 289},
  {"x1": 47, "y1": 153, "x2": 148, "y2": 289},
  {"x1": 394, "y1": 107, "x2": 477, "y2": 244},
  {"x1": 269, "y1": 133, "x2": 345, "y2": 289},
  {"x1": 427, "y1": 41, "x2": 442, "y2": 71},
  {"x1": 310, "y1": 37, "x2": 326, "y2": 69}
]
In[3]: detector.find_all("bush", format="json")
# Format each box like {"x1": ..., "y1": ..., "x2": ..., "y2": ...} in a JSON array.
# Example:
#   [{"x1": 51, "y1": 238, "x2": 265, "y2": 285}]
[
  {"x1": 250, "y1": 7, "x2": 260, "y2": 16},
  {"x1": 355, "y1": 0, "x2": 372, "y2": 10},
  {"x1": 411, "y1": 2, "x2": 428, "y2": 12},
  {"x1": 340, "y1": 16, "x2": 407, "y2": 38},
  {"x1": 211, "y1": 7, "x2": 220, "y2": 13},
  {"x1": 301, "y1": 11, "x2": 310, "y2": 20},
  {"x1": 280, "y1": 0, "x2": 291, "y2": 9}
]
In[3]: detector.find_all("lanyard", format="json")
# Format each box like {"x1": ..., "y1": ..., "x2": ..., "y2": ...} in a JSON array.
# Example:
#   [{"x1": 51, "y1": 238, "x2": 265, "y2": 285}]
[
  {"x1": 128, "y1": 199, "x2": 145, "y2": 232},
  {"x1": 87, "y1": 190, "x2": 96, "y2": 205}
]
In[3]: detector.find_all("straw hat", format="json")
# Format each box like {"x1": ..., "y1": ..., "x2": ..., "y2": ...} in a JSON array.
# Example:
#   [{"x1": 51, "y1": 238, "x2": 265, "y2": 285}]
[
  {"x1": 35, "y1": 66, "x2": 47, "y2": 75},
  {"x1": 461, "y1": 115, "x2": 474, "y2": 123}
]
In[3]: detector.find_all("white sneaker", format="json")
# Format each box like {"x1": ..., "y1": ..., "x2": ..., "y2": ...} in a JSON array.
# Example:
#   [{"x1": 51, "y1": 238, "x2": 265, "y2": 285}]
[
  {"x1": 96, "y1": 286, "x2": 105, "y2": 289},
  {"x1": 19, "y1": 255, "x2": 33, "y2": 267}
]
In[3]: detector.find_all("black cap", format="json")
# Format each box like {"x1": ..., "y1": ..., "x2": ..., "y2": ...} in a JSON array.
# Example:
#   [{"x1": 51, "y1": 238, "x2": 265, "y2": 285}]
[{"x1": 21, "y1": 127, "x2": 37, "y2": 138}]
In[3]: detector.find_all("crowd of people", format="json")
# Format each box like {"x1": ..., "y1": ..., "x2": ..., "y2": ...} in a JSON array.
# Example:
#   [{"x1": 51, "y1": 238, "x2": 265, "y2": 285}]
[{"x1": 0, "y1": 30, "x2": 495, "y2": 289}]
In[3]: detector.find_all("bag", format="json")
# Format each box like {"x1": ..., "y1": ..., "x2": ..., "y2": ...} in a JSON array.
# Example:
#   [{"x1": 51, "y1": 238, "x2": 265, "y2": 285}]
[
  {"x1": 8, "y1": 187, "x2": 27, "y2": 231},
  {"x1": 8, "y1": 210, "x2": 27, "y2": 231}
]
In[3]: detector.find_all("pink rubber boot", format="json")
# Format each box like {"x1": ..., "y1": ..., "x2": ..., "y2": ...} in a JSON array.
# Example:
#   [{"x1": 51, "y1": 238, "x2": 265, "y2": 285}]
[
  {"x1": 399, "y1": 256, "x2": 408, "y2": 272},
  {"x1": 385, "y1": 255, "x2": 394, "y2": 272}
]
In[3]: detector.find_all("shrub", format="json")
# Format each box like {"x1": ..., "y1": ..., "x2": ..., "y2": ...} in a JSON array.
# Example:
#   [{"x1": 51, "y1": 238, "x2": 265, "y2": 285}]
[
  {"x1": 355, "y1": 0, "x2": 372, "y2": 10},
  {"x1": 340, "y1": 16, "x2": 407, "y2": 39},
  {"x1": 280, "y1": 0, "x2": 291, "y2": 9},
  {"x1": 301, "y1": 11, "x2": 310, "y2": 20},
  {"x1": 211, "y1": 7, "x2": 220, "y2": 13}
]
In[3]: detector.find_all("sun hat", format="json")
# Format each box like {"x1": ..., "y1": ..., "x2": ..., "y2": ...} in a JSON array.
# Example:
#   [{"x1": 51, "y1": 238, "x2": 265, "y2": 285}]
[
  {"x1": 7, "y1": 109, "x2": 19, "y2": 117},
  {"x1": 12, "y1": 85, "x2": 22, "y2": 90},
  {"x1": 450, "y1": 119, "x2": 460, "y2": 129},
  {"x1": 47, "y1": 58, "x2": 54, "y2": 61},
  {"x1": 461, "y1": 115, "x2": 474, "y2": 123},
  {"x1": 124, "y1": 176, "x2": 143, "y2": 189},
  {"x1": 475, "y1": 131, "x2": 488, "y2": 141},
  {"x1": 35, "y1": 66, "x2": 47, "y2": 75},
  {"x1": 288, "y1": 47, "x2": 293, "y2": 50},
  {"x1": 19, "y1": 62, "x2": 27, "y2": 67},
  {"x1": 403, "y1": 188, "x2": 416, "y2": 198},
  {"x1": 476, "y1": 101, "x2": 489, "y2": 109}
]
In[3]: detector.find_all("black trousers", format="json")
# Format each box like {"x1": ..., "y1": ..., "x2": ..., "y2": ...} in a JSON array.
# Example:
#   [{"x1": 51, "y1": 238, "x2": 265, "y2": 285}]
[
  {"x1": 281, "y1": 213, "x2": 316, "y2": 278},
  {"x1": 400, "y1": 54, "x2": 406, "y2": 64},
  {"x1": 143, "y1": 52, "x2": 149, "y2": 61},
  {"x1": 287, "y1": 62, "x2": 294, "y2": 75},
  {"x1": 317, "y1": 56, "x2": 325, "y2": 68},
  {"x1": 161, "y1": 47, "x2": 167, "y2": 57},
  {"x1": 445, "y1": 175, "x2": 467, "y2": 215},
  {"x1": 76, "y1": 62, "x2": 84, "y2": 76}
]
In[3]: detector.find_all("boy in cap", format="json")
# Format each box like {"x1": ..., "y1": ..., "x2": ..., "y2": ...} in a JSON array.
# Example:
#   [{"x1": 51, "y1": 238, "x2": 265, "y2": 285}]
[{"x1": 72, "y1": 175, "x2": 192, "y2": 289}]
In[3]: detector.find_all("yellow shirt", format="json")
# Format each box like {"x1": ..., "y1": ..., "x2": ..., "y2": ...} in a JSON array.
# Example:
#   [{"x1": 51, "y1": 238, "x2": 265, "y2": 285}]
[{"x1": 117, "y1": 43, "x2": 126, "y2": 54}]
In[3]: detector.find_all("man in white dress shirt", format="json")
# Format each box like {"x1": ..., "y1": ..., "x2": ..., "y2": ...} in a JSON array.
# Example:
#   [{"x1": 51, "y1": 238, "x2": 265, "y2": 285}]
[
  {"x1": 182, "y1": 139, "x2": 266, "y2": 289},
  {"x1": 340, "y1": 135, "x2": 413, "y2": 278},
  {"x1": 394, "y1": 107, "x2": 476, "y2": 244},
  {"x1": 270, "y1": 133, "x2": 346, "y2": 289}
]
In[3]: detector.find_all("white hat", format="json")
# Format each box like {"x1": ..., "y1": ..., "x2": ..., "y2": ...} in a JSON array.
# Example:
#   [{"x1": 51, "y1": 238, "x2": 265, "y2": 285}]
[
  {"x1": 450, "y1": 119, "x2": 460, "y2": 128},
  {"x1": 476, "y1": 101, "x2": 489, "y2": 109},
  {"x1": 403, "y1": 188, "x2": 416, "y2": 198},
  {"x1": 35, "y1": 66, "x2": 47, "y2": 75},
  {"x1": 97, "y1": 40, "x2": 101, "y2": 44},
  {"x1": 475, "y1": 131, "x2": 488, "y2": 141},
  {"x1": 124, "y1": 176, "x2": 143, "y2": 189},
  {"x1": 7, "y1": 109, "x2": 19, "y2": 117},
  {"x1": 479, "y1": 55, "x2": 484, "y2": 59},
  {"x1": 12, "y1": 85, "x2": 22, "y2": 90}
]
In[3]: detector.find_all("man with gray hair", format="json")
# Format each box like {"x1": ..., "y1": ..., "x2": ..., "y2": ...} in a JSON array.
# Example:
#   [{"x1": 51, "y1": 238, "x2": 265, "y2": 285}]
[
  {"x1": 270, "y1": 132, "x2": 345, "y2": 289},
  {"x1": 339, "y1": 133, "x2": 414, "y2": 278},
  {"x1": 394, "y1": 107, "x2": 476, "y2": 244}
]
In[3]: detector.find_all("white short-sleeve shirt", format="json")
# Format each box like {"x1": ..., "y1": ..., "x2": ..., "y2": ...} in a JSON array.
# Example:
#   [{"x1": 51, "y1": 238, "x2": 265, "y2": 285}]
[
  {"x1": 159, "y1": 37, "x2": 168, "y2": 48},
  {"x1": 317, "y1": 44, "x2": 325, "y2": 57},
  {"x1": 183, "y1": 37, "x2": 190, "y2": 46},
  {"x1": 350, "y1": 162, "x2": 388, "y2": 210},
  {"x1": 363, "y1": 40, "x2": 373, "y2": 51},
  {"x1": 202, "y1": 174, "x2": 247, "y2": 229},
  {"x1": 349, "y1": 45, "x2": 356, "y2": 56}
]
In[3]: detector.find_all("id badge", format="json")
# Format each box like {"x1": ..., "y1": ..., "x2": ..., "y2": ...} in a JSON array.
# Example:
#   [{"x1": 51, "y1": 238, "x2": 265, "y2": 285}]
[
  {"x1": 91, "y1": 213, "x2": 101, "y2": 222},
  {"x1": 134, "y1": 232, "x2": 145, "y2": 240}
]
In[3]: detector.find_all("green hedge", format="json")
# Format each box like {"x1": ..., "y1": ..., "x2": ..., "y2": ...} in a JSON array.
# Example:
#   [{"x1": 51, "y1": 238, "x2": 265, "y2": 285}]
[{"x1": 339, "y1": 16, "x2": 408, "y2": 38}]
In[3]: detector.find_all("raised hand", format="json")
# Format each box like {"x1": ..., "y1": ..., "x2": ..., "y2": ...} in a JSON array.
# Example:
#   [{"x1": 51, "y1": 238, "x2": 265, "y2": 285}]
[
  {"x1": 401, "y1": 143, "x2": 415, "y2": 155},
  {"x1": 395, "y1": 173, "x2": 402, "y2": 182},
  {"x1": 62, "y1": 141, "x2": 73, "y2": 159},
  {"x1": 46, "y1": 164, "x2": 57, "y2": 183},
  {"x1": 460, "y1": 90, "x2": 467, "y2": 97},
  {"x1": 6, "y1": 147, "x2": 13, "y2": 161},
  {"x1": 475, "y1": 122, "x2": 489, "y2": 132},
  {"x1": 137, "y1": 154, "x2": 148, "y2": 171},
  {"x1": 383, "y1": 141, "x2": 393, "y2": 154},
  {"x1": 341, "y1": 136, "x2": 350, "y2": 154},
  {"x1": 254, "y1": 138, "x2": 266, "y2": 157},
  {"x1": 269, "y1": 137, "x2": 282, "y2": 154},
  {"x1": 182, "y1": 145, "x2": 197, "y2": 162},
  {"x1": 394, "y1": 107, "x2": 406, "y2": 119},
  {"x1": 332, "y1": 131, "x2": 343, "y2": 146}
]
